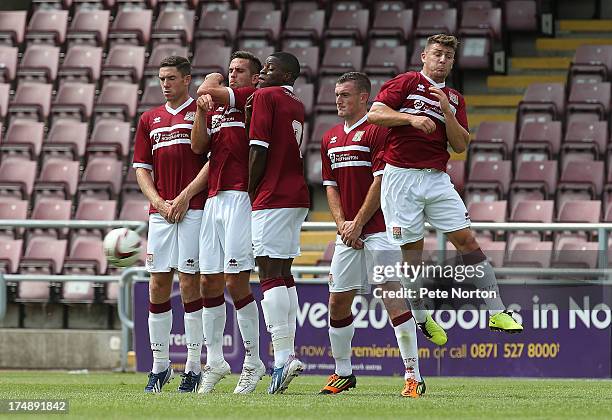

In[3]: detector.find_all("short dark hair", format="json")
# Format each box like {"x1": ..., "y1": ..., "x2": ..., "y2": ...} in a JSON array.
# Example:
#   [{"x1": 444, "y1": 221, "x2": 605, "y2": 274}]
[
  {"x1": 270, "y1": 52, "x2": 301, "y2": 83},
  {"x1": 230, "y1": 50, "x2": 262, "y2": 75},
  {"x1": 426, "y1": 34, "x2": 459, "y2": 52},
  {"x1": 159, "y1": 55, "x2": 191, "y2": 76},
  {"x1": 336, "y1": 72, "x2": 371, "y2": 95}
]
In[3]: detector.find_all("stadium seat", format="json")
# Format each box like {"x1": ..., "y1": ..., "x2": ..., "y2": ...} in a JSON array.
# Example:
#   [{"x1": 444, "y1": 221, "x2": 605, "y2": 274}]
[
  {"x1": 26, "y1": 9, "x2": 69, "y2": 45},
  {"x1": 364, "y1": 45, "x2": 407, "y2": 76},
  {"x1": 64, "y1": 237, "x2": 107, "y2": 276},
  {"x1": 51, "y1": 82, "x2": 96, "y2": 122},
  {"x1": 94, "y1": 82, "x2": 138, "y2": 121},
  {"x1": 457, "y1": 37, "x2": 492, "y2": 70},
  {"x1": 9, "y1": 82, "x2": 53, "y2": 122},
  {"x1": 242, "y1": 46, "x2": 274, "y2": 67},
  {"x1": 76, "y1": 198, "x2": 117, "y2": 221},
  {"x1": 286, "y1": 1, "x2": 320, "y2": 14},
  {"x1": 19, "y1": 238, "x2": 67, "y2": 301},
  {"x1": 557, "y1": 161, "x2": 604, "y2": 209},
  {"x1": 505, "y1": 241, "x2": 553, "y2": 269},
  {"x1": 42, "y1": 120, "x2": 88, "y2": 161},
  {"x1": 514, "y1": 121, "x2": 562, "y2": 165},
  {"x1": 567, "y1": 82, "x2": 611, "y2": 122},
  {"x1": 446, "y1": 159, "x2": 466, "y2": 194},
  {"x1": 369, "y1": 9, "x2": 413, "y2": 44},
  {"x1": 282, "y1": 9, "x2": 325, "y2": 45},
  {"x1": 561, "y1": 120, "x2": 607, "y2": 165},
  {"x1": 569, "y1": 45, "x2": 612, "y2": 87},
  {"x1": 237, "y1": 10, "x2": 281, "y2": 44},
  {"x1": 467, "y1": 200, "x2": 507, "y2": 222},
  {"x1": 517, "y1": 83, "x2": 565, "y2": 128},
  {"x1": 0, "y1": 199, "x2": 28, "y2": 240},
  {"x1": 509, "y1": 160, "x2": 558, "y2": 210},
  {"x1": 102, "y1": 45, "x2": 146, "y2": 83},
  {"x1": 320, "y1": 46, "x2": 363, "y2": 76},
  {"x1": 109, "y1": 9, "x2": 153, "y2": 45},
  {"x1": 459, "y1": 7, "x2": 502, "y2": 41},
  {"x1": 78, "y1": 157, "x2": 124, "y2": 200},
  {"x1": 504, "y1": 0, "x2": 538, "y2": 32},
  {"x1": 325, "y1": 9, "x2": 370, "y2": 44},
  {"x1": 196, "y1": 9, "x2": 239, "y2": 44},
  {"x1": 119, "y1": 199, "x2": 149, "y2": 222},
  {"x1": 87, "y1": 119, "x2": 131, "y2": 159},
  {"x1": 146, "y1": 43, "x2": 189, "y2": 76},
  {"x1": 419, "y1": 1, "x2": 451, "y2": 13},
  {"x1": 510, "y1": 200, "x2": 554, "y2": 223},
  {"x1": 557, "y1": 200, "x2": 601, "y2": 222},
  {"x1": 310, "y1": 113, "x2": 340, "y2": 146},
  {"x1": 58, "y1": 45, "x2": 103, "y2": 83},
  {"x1": 34, "y1": 158, "x2": 80, "y2": 201},
  {"x1": 0, "y1": 11, "x2": 27, "y2": 45},
  {"x1": 0, "y1": 238, "x2": 23, "y2": 274},
  {"x1": 408, "y1": 38, "x2": 428, "y2": 71},
  {"x1": 192, "y1": 44, "x2": 231, "y2": 76},
  {"x1": 67, "y1": 9, "x2": 110, "y2": 46},
  {"x1": 0, "y1": 120, "x2": 45, "y2": 160},
  {"x1": 0, "y1": 158, "x2": 37, "y2": 200},
  {"x1": 293, "y1": 83, "x2": 314, "y2": 117},
  {"x1": 0, "y1": 46, "x2": 18, "y2": 83},
  {"x1": 552, "y1": 239, "x2": 599, "y2": 271},
  {"x1": 305, "y1": 145, "x2": 323, "y2": 186},
  {"x1": 415, "y1": 8, "x2": 457, "y2": 37},
  {"x1": 465, "y1": 160, "x2": 512, "y2": 204},
  {"x1": 284, "y1": 47, "x2": 319, "y2": 81},
  {"x1": 469, "y1": 121, "x2": 515, "y2": 164},
  {"x1": 0, "y1": 84, "x2": 7, "y2": 120},
  {"x1": 139, "y1": 81, "x2": 166, "y2": 113},
  {"x1": 242, "y1": 1, "x2": 277, "y2": 14},
  {"x1": 477, "y1": 238, "x2": 506, "y2": 267},
  {"x1": 121, "y1": 167, "x2": 145, "y2": 202},
  {"x1": 29, "y1": 198, "x2": 72, "y2": 242}
]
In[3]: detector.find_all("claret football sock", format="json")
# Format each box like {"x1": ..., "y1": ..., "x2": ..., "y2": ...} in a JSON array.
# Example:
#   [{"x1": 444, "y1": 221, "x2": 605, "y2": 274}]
[
  {"x1": 329, "y1": 315, "x2": 355, "y2": 377},
  {"x1": 202, "y1": 295, "x2": 227, "y2": 368},
  {"x1": 149, "y1": 300, "x2": 172, "y2": 374},
  {"x1": 391, "y1": 312, "x2": 422, "y2": 382},
  {"x1": 183, "y1": 298, "x2": 203, "y2": 374}
]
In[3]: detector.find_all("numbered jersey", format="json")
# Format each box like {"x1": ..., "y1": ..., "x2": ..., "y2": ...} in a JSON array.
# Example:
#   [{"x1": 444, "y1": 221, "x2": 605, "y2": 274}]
[{"x1": 248, "y1": 85, "x2": 310, "y2": 211}]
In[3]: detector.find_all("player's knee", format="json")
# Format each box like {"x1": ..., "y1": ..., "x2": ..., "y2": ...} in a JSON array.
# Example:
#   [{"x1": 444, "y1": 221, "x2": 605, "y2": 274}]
[
  {"x1": 329, "y1": 294, "x2": 353, "y2": 320},
  {"x1": 452, "y1": 231, "x2": 479, "y2": 253}
]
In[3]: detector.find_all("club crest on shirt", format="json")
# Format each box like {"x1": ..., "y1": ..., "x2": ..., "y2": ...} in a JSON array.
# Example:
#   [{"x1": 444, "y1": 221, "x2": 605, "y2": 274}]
[
  {"x1": 330, "y1": 136, "x2": 337, "y2": 144},
  {"x1": 153, "y1": 116, "x2": 161, "y2": 124},
  {"x1": 417, "y1": 84, "x2": 426, "y2": 92},
  {"x1": 184, "y1": 111, "x2": 196, "y2": 121},
  {"x1": 352, "y1": 131, "x2": 364, "y2": 142},
  {"x1": 392, "y1": 227, "x2": 402, "y2": 240},
  {"x1": 449, "y1": 92, "x2": 459, "y2": 105}
]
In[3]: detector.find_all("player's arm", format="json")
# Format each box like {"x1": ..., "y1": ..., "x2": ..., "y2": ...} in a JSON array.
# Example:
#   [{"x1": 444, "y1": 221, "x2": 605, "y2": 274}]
[
  {"x1": 196, "y1": 73, "x2": 230, "y2": 105},
  {"x1": 325, "y1": 186, "x2": 345, "y2": 234},
  {"x1": 191, "y1": 95, "x2": 214, "y2": 155},
  {"x1": 248, "y1": 145, "x2": 267, "y2": 203},
  {"x1": 367, "y1": 102, "x2": 436, "y2": 134},
  {"x1": 429, "y1": 86, "x2": 469, "y2": 153},
  {"x1": 135, "y1": 168, "x2": 172, "y2": 223},
  {"x1": 167, "y1": 162, "x2": 209, "y2": 223},
  {"x1": 341, "y1": 176, "x2": 381, "y2": 249}
]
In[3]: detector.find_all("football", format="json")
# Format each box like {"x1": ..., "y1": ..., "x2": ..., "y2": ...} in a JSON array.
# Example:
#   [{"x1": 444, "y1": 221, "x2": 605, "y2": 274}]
[{"x1": 103, "y1": 228, "x2": 142, "y2": 268}]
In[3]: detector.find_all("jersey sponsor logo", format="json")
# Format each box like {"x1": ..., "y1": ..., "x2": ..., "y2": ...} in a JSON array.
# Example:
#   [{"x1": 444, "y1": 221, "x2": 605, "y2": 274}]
[
  {"x1": 329, "y1": 136, "x2": 337, "y2": 144},
  {"x1": 184, "y1": 111, "x2": 196, "y2": 121},
  {"x1": 413, "y1": 100, "x2": 424, "y2": 110},
  {"x1": 417, "y1": 84, "x2": 426, "y2": 92},
  {"x1": 392, "y1": 227, "x2": 402, "y2": 240},
  {"x1": 352, "y1": 131, "x2": 364, "y2": 142},
  {"x1": 152, "y1": 132, "x2": 162, "y2": 143},
  {"x1": 153, "y1": 116, "x2": 161, "y2": 124},
  {"x1": 449, "y1": 92, "x2": 459, "y2": 105}
]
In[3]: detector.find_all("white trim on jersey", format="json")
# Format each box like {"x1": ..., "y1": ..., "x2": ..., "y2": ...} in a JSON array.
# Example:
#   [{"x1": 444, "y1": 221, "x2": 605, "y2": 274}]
[
  {"x1": 420, "y1": 71, "x2": 445, "y2": 88},
  {"x1": 208, "y1": 121, "x2": 246, "y2": 135},
  {"x1": 327, "y1": 145, "x2": 371, "y2": 155},
  {"x1": 250, "y1": 139, "x2": 269, "y2": 148},
  {"x1": 150, "y1": 123, "x2": 194, "y2": 138},
  {"x1": 344, "y1": 114, "x2": 368, "y2": 134},
  {"x1": 165, "y1": 97, "x2": 194, "y2": 116},
  {"x1": 133, "y1": 162, "x2": 153, "y2": 171},
  {"x1": 323, "y1": 180, "x2": 338, "y2": 186},
  {"x1": 399, "y1": 107, "x2": 446, "y2": 123},
  {"x1": 407, "y1": 94, "x2": 456, "y2": 114},
  {"x1": 152, "y1": 138, "x2": 192, "y2": 151},
  {"x1": 281, "y1": 85, "x2": 294, "y2": 92},
  {"x1": 331, "y1": 161, "x2": 372, "y2": 170},
  {"x1": 373, "y1": 169, "x2": 384, "y2": 177},
  {"x1": 226, "y1": 87, "x2": 235, "y2": 109}
]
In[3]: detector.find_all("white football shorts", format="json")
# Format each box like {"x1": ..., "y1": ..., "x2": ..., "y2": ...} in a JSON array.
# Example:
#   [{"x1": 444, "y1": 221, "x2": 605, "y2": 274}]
[{"x1": 252, "y1": 207, "x2": 308, "y2": 259}]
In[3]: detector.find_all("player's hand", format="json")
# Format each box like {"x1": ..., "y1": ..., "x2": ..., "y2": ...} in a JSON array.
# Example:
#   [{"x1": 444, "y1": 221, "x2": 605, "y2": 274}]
[
  {"x1": 409, "y1": 115, "x2": 436, "y2": 134},
  {"x1": 155, "y1": 199, "x2": 173, "y2": 223},
  {"x1": 197, "y1": 73, "x2": 224, "y2": 96},
  {"x1": 341, "y1": 220, "x2": 365, "y2": 250},
  {"x1": 429, "y1": 86, "x2": 451, "y2": 115},
  {"x1": 167, "y1": 193, "x2": 190, "y2": 223},
  {"x1": 196, "y1": 94, "x2": 214, "y2": 113}
]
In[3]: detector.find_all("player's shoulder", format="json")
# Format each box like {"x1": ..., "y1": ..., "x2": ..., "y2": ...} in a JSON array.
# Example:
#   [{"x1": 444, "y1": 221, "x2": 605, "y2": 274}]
[
  {"x1": 363, "y1": 121, "x2": 389, "y2": 142},
  {"x1": 388, "y1": 70, "x2": 420, "y2": 84},
  {"x1": 321, "y1": 123, "x2": 344, "y2": 147},
  {"x1": 139, "y1": 104, "x2": 166, "y2": 124}
]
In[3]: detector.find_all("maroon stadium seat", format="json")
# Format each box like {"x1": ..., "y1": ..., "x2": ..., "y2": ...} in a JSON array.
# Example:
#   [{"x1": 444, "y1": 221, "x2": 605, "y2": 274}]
[
  {"x1": 446, "y1": 159, "x2": 466, "y2": 194},
  {"x1": 510, "y1": 160, "x2": 558, "y2": 211},
  {"x1": 121, "y1": 167, "x2": 145, "y2": 203},
  {"x1": 477, "y1": 238, "x2": 506, "y2": 267},
  {"x1": 196, "y1": 9, "x2": 239, "y2": 44},
  {"x1": 19, "y1": 237, "x2": 67, "y2": 278},
  {"x1": 0, "y1": 11, "x2": 27, "y2": 46},
  {"x1": 9, "y1": 82, "x2": 52, "y2": 122},
  {"x1": 0, "y1": 83, "x2": 7, "y2": 120},
  {"x1": 0, "y1": 46, "x2": 18, "y2": 83},
  {"x1": 369, "y1": 9, "x2": 413, "y2": 43},
  {"x1": 504, "y1": 0, "x2": 538, "y2": 32},
  {"x1": 76, "y1": 198, "x2": 118, "y2": 221},
  {"x1": 0, "y1": 199, "x2": 27, "y2": 240},
  {"x1": 34, "y1": 158, "x2": 80, "y2": 201},
  {"x1": 293, "y1": 83, "x2": 314, "y2": 118},
  {"x1": 32, "y1": 198, "x2": 72, "y2": 222},
  {"x1": 147, "y1": 43, "x2": 189, "y2": 76},
  {"x1": 314, "y1": 76, "x2": 340, "y2": 113},
  {"x1": 552, "y1": 239, "x2": 599, "y2": 270},
  {"x1": 26, "y1": 9, "x2": 69, "y2": 45},
  {"x1": 192, "y1": 44, "x2": 231, "y2": 76},
  {"x1": 51, "y1": 82, "x2": 96, "y2": 122},
  {"x1": 561, "y1": 120, "x2": 608, "y2": 164},
  {"x1": 305, "y1": 145, "x2": 322, "y2": 186},
  {"x1": 557, "y1": 161, "x2": 604, "y2": 209},
  {"x1": 238, "y1": 10, "x2": 281, "y2": 43},
  {"x1": 419, "y1": 1, "x2": 451, "y2": 13},
  {"x1": 110, "y1": 9, "x2": 153, "y2": 45},
  {"x1": 459, "y1": 7, "x2": 502, "y2": 41},
  {"x1": 242, "y1": 1, "x2": 277, "y2": 14},
  {"x1": 321, "y1": 46, "x2": 363, "y2": 75},
  {"x1": 120, "y1": 199, "x2": 149, "y2": 222},
  {"x1": 567, "y1": 82, "x2": 611, "y2": 122},
  {"x1": 242, "y1": 46, "x2": 274, "y2": 67},
  {"x1": 0, "y1": 158, "x2": 37, "y2": 200},
  {"x1": 42, "y1": 120, "x2": 88, "y2": 161},
  {"x1": 325, "y1": 10, "x2": 370, "y2": 43},
  {"x1": 465, "y1": 160, "x2": 512, "y2": 203},
  {"x1": 515, "y1": 121, "x2": 562, "y2": 164},
  {"x1": 67, "y1": 9, "x2": 110, "y2": 46},
  {"x1": 282, "y1": 9, "x2": 325, "y2": 45},
  {"x1": 457, "y1": 37, "x2": 491, "y2": 70},
  {"x1": 102, "y1": 45, "x2": 146, "y2": 83},
  {"x1": 415, "y1": 9, "x2": 457, "y2": 37},
  {"x1": 469, "y1": 121, "x2": 515, "y2": 163},
  {"x1": 59, "y1": 45, "x2": 103, "y2": 83},
  {"x1": 517, "y1": 83, "x2": 565, "y2": 128},
  {"x1": 1, "y1": 120, "x2": 45, "y2": 160},
  {"x1": 467, "y1": 201, "x2": 507, "y2": 222},
  {"x1": 94, "y1": 82, "x2": 138, "y2": 121},
  {"x1": 510, "y1": 200, "x2": 554, "y2": 222},
  {"x1": 0, "y1": 238, "x2": 23, "y2": 273},
  {"x1": 78, "y1": 157, "x2": 123, "y2": 200},
  {"x1": 557, "y1": 200, "x2": 601, "y2": 222},
  {"x1": 286, "y1": 1, "x2": 320, "y2": 14},
  {"x1": 364, "y1": 46, "x2": 407, "y2": 76},
  {"x1": 310, "y1": 112, "x2": 340, "y2": 144},
  {"x1": 505, "y1": 241, "x2": 553, "y2": 269},
  {"x1": 64, "y1": 237, "x2": 107, "y2": 275},
  {"x1": 284, "y1": 47, "x2": 319, "y2": 81},
  {"x1": 573, "y1": 45, "x2": 612, "y2": 75},
  {"x1": 87, "y1": 119, "x2": 131, "y2": 159},
  {"x1": 408, "y1": 38, "x2": 428, "y2": 71},
  {"x1": 139, "y1": 82, "x2": 166, "y2": 113},
  {"x1": 369, "y1": 75, "x2": 389, "y2": 104}
]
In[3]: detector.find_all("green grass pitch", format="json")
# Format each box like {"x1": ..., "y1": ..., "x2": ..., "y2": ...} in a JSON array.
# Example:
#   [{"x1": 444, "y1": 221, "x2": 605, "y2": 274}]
[{"x1": 1, "y1": 371, "x2": 611, "y2": 419}]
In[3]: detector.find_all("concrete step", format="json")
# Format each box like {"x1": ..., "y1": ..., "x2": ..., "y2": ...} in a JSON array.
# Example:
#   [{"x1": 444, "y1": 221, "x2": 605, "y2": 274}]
[
  {"x1": 511, "y1": 57, "x2": 572, "y2": 70},
  {"x1": 465, "y1": 95, "x2": 522, "y2": 108},
  {"x1": 487, "y1": 74, "x2": 566, "y2": 90},
  {"x1": 536, "y1": 37, "x2": 612, "y2": 51},
  {"x1": 308, "y1": 211, "x2": 334, "y2": 222},
  {"x1": 558, "y1": 20, "x2": 612, "y2": 32}
]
